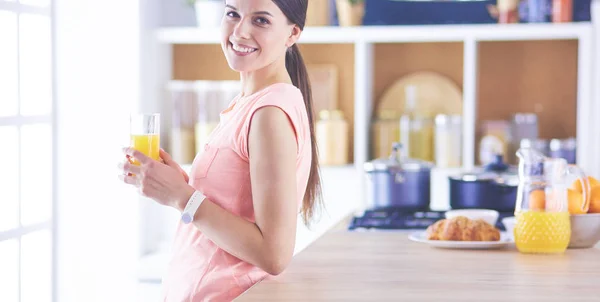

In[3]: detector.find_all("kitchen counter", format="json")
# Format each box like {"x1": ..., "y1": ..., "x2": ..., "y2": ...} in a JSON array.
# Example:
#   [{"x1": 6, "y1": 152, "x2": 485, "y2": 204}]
[{"x1": 237, "y1": 230, "x2": 600, "y2": 301}]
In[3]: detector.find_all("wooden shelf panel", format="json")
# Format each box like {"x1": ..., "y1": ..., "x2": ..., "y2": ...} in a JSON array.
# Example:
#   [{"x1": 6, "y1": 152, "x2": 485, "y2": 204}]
[
  {"x1": 173, "y1": 44, "x2": 237, "y2": 80},
  {"x1": 299, "y1": 44, "x2": 355, "y2": 162},
  {"x1": 477, "y1": 40, "x2": 578, "y2": 164},
  {"x1": 158, "y1": 23, "x2": 592, "y2": 44},
  {"x1": 373, "y1": 42, "x2": 464, "y2": 110}
]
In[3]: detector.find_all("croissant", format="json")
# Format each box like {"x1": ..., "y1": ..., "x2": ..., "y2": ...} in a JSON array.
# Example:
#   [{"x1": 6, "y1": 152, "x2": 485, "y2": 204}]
[{"x1": 426, "y1": 216, "x2": 501, "y2": 241}]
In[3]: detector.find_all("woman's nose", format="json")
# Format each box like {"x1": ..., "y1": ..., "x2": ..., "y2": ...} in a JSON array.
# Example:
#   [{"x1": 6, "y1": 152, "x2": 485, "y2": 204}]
[{"x1": 232, "y1": 19, "x2": 251, "y2": 40}]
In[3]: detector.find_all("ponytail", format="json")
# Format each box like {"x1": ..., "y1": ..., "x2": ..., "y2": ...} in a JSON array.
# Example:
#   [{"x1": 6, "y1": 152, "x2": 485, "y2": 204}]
[{"x1": 285, "y1": 44, "x2": 323, "y2": 227}]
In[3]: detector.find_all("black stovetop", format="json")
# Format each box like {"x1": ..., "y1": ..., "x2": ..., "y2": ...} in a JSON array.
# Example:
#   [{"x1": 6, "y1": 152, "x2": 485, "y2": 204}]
[{"x1": 348, "y1": 208, "x2": 513, "y2": 231}]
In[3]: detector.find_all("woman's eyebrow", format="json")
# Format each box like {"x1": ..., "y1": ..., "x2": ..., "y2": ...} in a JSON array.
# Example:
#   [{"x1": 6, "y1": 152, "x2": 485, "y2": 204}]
[{"x1": 225, "y1": 4, "x2": 273, "y2": 17}]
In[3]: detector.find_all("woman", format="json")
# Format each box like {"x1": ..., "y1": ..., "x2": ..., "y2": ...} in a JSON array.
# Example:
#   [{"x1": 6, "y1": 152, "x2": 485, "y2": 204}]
[{"x1": 118, "y1": 0, "x2": 321, "y2": 300}]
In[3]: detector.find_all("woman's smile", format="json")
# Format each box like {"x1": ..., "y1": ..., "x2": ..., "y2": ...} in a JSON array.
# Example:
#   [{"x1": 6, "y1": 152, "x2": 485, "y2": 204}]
[{"x1": 229, "y1": 41, "x2": 259, "y2": 56}]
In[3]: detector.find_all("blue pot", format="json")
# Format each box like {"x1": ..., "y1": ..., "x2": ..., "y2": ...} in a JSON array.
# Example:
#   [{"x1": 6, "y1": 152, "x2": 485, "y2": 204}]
[
  {"x1": 449, "y1": 172, "x2": 518, "y2": 212},
  {"x1": 364, "y1": 154, "x2": 433, "y2": 210},
  {"x1": 449, "y1": 156, "x2": 519, "y2": 212}
]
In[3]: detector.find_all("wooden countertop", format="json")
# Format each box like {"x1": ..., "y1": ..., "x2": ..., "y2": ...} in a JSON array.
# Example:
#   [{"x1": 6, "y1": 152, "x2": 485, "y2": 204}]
[{"x1": 237, "y1": 230, "x2": 600, "y2": 301}]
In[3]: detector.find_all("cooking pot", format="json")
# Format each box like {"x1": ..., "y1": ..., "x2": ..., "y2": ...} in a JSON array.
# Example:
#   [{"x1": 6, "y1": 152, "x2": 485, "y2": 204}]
[
  {"x1": 449, "y1": 155, "x2": 518, "y2": 212},
  {"x1": 364, "y1": 143, "x2": 434, "y2": 210}
]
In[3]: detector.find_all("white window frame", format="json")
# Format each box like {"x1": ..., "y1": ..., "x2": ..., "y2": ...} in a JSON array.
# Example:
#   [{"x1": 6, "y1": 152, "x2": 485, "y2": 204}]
[{"x1": 0, "y1": 1, "x2": 56, "y2": 301}]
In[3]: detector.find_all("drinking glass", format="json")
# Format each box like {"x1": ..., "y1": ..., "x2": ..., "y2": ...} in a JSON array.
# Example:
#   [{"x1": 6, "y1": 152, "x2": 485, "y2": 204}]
[{"x1": 130, "y1": 113, "x2": 160, "y2": 165}]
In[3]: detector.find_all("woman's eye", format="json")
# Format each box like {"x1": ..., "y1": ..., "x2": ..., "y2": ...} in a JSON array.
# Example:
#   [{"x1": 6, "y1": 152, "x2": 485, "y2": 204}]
[
  {"x1": 255, "y1": 17, "x2": 270, "y2": 25},
  {"x1": 226, "y1": 11, "x2": 239, "y2": 18}
]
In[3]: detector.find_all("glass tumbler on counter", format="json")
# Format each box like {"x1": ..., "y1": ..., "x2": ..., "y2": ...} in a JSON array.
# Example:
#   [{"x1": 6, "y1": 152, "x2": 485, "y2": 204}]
[
  {"x1": 434, "y1": 114, "x2": 462, "y2": 168},
  {"x1": 130, "y1": 113, "x2": 161, "y2": 165}
]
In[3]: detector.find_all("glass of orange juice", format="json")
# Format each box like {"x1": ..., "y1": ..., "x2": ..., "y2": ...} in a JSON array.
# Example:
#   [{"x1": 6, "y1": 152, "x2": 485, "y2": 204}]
[
  {"x1": 130, "y1": 113, "x2": 161, "y2": 165},
  {"x1": 514, "y1": 147, "x2": 589, "y2": 254}
]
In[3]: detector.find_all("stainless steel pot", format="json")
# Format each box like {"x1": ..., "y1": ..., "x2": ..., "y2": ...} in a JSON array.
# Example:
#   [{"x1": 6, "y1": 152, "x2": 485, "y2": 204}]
[{"x1": 364, "y1": 144, "x2": 434, "y2": 210}]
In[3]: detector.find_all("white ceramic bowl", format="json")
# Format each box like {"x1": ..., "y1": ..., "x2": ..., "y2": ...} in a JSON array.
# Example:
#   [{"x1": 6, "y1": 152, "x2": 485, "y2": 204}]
[
  {"x1": 444, "y1": 209, "x2": 500, "y2": 226},
  {"x1": 569, "y1": 213, "x2": 600, "y2": 249},
  {"x1": 502, "y1": 216, "x2": 516, "y2": 241}
]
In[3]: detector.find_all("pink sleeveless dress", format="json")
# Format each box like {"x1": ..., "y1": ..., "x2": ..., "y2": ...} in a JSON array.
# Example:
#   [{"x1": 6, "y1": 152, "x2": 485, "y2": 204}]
[{"x1": 161, "y1": 83, "x2": 312, "y2": 301}]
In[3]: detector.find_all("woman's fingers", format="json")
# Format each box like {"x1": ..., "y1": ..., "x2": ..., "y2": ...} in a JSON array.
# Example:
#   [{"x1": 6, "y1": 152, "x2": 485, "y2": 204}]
[
  {"x1": 118, "y1": 161, "x2": 142, "y2": 175},
  {"x1": 118, "y1": 173, "x2": 139, "y2": 186},
  {"x1": 159, "y1": 148, "x2": 174, "y2": 165},
  {"x1": 123, "y1": 147, "x2": 151, "y2": 165},
  {"x1": 159, "y1": 148, "x2": 188, "y2": 182}
]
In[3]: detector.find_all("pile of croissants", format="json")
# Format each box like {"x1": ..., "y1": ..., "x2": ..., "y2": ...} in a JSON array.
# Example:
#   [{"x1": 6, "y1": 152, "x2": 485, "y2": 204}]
[{"x1": 425, "y1": 216, "x2": 501, "y2": 242}]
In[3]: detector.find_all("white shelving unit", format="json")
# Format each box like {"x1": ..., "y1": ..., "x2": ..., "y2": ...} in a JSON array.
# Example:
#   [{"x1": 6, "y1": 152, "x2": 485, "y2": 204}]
[
  {"x1": 156, "y1": 21, "x2": 600, "y2": 209},
  {"x1": 158, "y1": 23, "x2": 592, "y2": 44}
]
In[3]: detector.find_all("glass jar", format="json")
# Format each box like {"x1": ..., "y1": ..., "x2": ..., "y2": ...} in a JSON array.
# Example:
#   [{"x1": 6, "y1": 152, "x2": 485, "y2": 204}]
[
  {"x1": 400, "y1": 116, "x2": 434, "y2": 163},
  {"x1": 550, "y1": 137, "x2": 577, "y2": 164},
  {"x1": 434, "y1": 114, "x2": 462, "y2": 168},
  {"x1": 194, "y1": 81, "x2": 223, "y2": 154},
  {"x1": 316, "y1": 110, "x2": 349, "y2": 165},
  {"x1": 371, "y1": 110, "x2": 400, "y2": 160},
  {"x1": 167, "y1": 81, "x2": 198, "y2": 164}
]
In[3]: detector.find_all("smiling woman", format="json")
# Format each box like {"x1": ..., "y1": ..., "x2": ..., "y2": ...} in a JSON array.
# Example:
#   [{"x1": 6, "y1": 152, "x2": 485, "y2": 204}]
[{"x1": 118, "y1": 0, "x2": 321, "y2": 301}]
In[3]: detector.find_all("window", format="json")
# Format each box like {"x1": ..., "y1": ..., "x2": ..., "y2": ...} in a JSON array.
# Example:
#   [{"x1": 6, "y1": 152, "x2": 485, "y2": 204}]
[{"x1": 0, "y1": 0, "x2": 54, "y2": 301}]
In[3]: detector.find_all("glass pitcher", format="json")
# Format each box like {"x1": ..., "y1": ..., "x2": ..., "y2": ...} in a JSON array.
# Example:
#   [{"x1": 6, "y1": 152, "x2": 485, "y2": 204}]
[{"x1": 514, "y1": 147, "x2": 590, "y2": 254}]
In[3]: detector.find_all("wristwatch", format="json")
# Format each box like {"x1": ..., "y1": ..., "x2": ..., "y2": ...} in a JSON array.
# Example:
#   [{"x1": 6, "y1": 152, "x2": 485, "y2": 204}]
[{"x1": 181, "y1": 190, "x2": 206, "y2": 224}]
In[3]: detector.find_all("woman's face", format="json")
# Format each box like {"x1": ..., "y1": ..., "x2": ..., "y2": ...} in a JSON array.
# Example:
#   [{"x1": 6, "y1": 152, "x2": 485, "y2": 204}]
[{"x1": 221, "y1": 0, "x2": 299, "y2": 73}]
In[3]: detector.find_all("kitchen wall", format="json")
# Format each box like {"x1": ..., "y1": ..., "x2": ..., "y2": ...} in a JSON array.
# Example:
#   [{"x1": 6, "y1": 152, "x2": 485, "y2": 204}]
[
  {"x1": 54, "y1": 0, "x2": 145, "y2": 301},
  {"x1": 159, "y1": 0, "x2": 195, "y2": 27}
]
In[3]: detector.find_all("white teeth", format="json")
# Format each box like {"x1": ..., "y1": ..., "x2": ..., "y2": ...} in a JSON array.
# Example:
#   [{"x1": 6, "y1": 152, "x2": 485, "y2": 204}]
[{"x1": 232, "y1": 43, "x2": 257, "y2": 53}]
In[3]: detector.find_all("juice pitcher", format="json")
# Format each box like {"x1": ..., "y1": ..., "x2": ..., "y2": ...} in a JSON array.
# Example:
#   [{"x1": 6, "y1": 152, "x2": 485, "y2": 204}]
[{"x1": 514, "y1": 147, "x2": 590, "y2": 254}]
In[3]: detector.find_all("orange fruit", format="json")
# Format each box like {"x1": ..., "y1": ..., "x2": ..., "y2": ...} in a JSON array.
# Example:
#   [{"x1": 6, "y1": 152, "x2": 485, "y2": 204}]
[
  {"x1": 570, "y1": 176, "x2": 599, "y2": 195},
  {"x1": 571, "y1": 178, "x2": 583, "y2": 193},
  {"x1": 588, "y1": 186, "x2": 600, "y2": 213},
  {"x1": 568, "y1": 189, "x2": 588, "y2": 214},
  {"x1": 528, "y1": 190, "x2": 546, "y2": 211},
  {"x1": 589, "y1": 176, "x2": 600, "y2": 187}
]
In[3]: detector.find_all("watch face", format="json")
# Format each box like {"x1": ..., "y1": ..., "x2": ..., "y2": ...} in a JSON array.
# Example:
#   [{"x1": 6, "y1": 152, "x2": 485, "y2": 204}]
[
  {"x1": 181, "y1": 213, "x2": 193, "y2": 224},
  {"x1": 181, "y1": 191, "x2": 205, "y2": 224}
]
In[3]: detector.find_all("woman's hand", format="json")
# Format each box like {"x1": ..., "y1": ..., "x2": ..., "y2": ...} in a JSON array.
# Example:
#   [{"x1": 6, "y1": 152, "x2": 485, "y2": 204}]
[
  {"x1": 118, "y1": 148, "x2": 194, "y2": 211},
  {"x1": 159, "y1": 149, "x2": 190, "y2": 183}
]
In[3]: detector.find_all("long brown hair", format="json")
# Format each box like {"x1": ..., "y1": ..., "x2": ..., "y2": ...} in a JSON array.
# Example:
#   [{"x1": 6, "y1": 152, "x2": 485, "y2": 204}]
[{"x1": 271, "y1": 0, "x2": 322, "y2": 226}]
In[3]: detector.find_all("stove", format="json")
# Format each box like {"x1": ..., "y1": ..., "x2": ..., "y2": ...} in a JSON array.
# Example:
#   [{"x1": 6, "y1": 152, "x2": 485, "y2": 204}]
[{"x1": 348, "y1": 208, "x2": 513, "y2": 231}]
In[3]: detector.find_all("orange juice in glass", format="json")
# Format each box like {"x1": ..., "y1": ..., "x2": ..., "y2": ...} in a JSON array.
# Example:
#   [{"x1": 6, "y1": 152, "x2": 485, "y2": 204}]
[
  {"x1": 514, "y1": 148, "x2": 589, "y2": 254},
  {"x1": 130, "y1": 113, "x2": 160, "y2": 165}
]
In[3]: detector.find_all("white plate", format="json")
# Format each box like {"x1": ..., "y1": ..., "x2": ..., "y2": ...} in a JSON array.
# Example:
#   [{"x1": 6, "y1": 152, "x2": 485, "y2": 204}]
[{"x1": 408, "y1": 231, "x2": 513, "y2": 250}]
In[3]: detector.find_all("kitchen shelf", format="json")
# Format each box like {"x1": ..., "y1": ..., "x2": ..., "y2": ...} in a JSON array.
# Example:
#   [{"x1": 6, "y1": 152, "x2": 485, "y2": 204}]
[{"x1": 157, "y1": 23, "x2": 593, "y2": 44}]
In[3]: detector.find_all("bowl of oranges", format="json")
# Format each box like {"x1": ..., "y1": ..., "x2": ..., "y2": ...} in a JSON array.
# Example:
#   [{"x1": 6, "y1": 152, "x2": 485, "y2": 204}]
[{"x1": 568, "y1": 176, "x2": 600, "y2": 249}]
